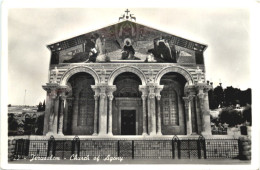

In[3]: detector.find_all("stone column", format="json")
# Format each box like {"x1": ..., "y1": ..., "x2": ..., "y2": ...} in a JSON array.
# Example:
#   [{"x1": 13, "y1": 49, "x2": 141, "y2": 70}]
[
  {"x1": 47, "y1": 94, "x2": 56, "y2": 135},
  {"x1": 196, "y1": 84, "x2": 213, "y2": 136},
  {"x1": 52, "y1": 97, "x2": 60, "y2": 134},
  {"x1": 139, "y1": 85, "x2": 148, "y2": 136},
  {"x1": 183, "y1": 96, "x2": 193, "y2": 135},
  {"x1": 148, "y1": 84, "x2": 156, "y2": 135},
  {"x1": 91, "y1": 85, "x2": 100, "y2": 136},
  {"x1": 202, "y1": 85, "x2": 213, "y2": 135},
  {"x1": 58, "y1": 95, "x2": 66, "y2": 135},
  {"x1": 107, "y1": 85, "x2": 116, "y2": 135},
  {"x1": 155, "y1": 85, "x2": 163, "y2": 135},
  {"x1": 42, "y1": 83, "x2": 59, "y2": 135},
  {"x1": 156, "y1": 95, "x2": 162, "y2": 135},
  {"x1": 97, "y1": 85, "x2": 108, "y2": 136},
  {"x1": 63, "y1": 98, "x2": 69, "y2": 134}
]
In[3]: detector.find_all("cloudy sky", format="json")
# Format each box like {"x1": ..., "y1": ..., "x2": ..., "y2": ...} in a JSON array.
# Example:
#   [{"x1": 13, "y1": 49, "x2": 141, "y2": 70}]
[{"x1": 6, "y1": 6, "x2": 251, "y2": 106}]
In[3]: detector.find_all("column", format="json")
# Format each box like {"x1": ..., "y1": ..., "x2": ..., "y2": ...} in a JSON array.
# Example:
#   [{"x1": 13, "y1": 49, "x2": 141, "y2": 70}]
[
  {"x1": 52, "y1": 97, "x2": 60, "y2": 134},
  {"x1": 155, "y1": 85, "x2": 163, "y2": 135},
  {"x1": 58, "y1": 95, "x2": 66, "y2": 135},
  {"x1": 156, "y1": 95, "x2": 162, "y2": 135},
  {"x1": 196, "y1": 84, "x2": 212, "y2": 136},
  {"x1": 98, "y1": 85, "x2": 107, "y2": 136},
  {"x1": 47, "y1": 95, "x2": 55, "y2": 135},
  {"x1": 202, "y1": 85, "x2": 213, "y2": 135},
  {"x1": 93, "y1": 94, "x2": 99, "y2": 135},
  {"x1": 42, "y1": 84, "x2": 58, "y2": 135},
  {"x1": 91, "y1": 85, "x2": 100, "y2": 136},
  {"x1": 183, "y1": 96, "x2": 193, "y2": 135},
  {"x1": 108, "y1": 94, "x2": 114, "y2": 135},
  {"x1": 148, "y1": 85, "x2": 156, "y2": 135},
  {"x1": 139, "y1": 85, "x2": 148, "y2": 136},
  {"x1": 42, "y1": 84, "x2": 69, "y2": 136},
  {"x1": 63, "y1": 98, "x2": 69, "y2": 134},
  {"x1": 107, "y1": 86, "x2": 116, "y2": 135}
]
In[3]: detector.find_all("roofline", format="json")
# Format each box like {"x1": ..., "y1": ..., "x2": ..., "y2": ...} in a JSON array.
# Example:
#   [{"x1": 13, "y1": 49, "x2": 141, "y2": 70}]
[{"x1": 47, "y1": 19, "x2": 208, "y2": 51}]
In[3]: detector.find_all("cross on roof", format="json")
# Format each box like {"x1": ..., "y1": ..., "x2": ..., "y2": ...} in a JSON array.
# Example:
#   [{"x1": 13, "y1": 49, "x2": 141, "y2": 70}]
[{"x1": 125, "y1": 9, "x2": 130, "y2": 15}]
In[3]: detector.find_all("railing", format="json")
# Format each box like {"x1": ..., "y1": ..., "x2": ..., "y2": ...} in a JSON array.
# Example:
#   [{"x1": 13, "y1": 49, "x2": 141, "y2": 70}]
[{"x1": 11, "y1": 136, "x2": 240, "y2": 160}]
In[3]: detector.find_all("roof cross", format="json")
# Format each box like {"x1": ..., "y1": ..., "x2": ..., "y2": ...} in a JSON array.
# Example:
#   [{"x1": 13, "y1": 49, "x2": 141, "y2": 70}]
[{"x1": 125, "y1": 9, "x2": 130, "y2": 15}]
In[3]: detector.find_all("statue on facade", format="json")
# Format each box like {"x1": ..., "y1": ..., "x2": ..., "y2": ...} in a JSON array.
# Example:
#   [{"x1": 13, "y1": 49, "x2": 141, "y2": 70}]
[
  {"x1": 195, "y1": 66, "x2": 203, "y2": 83},
  {"x1": 51, "y1": 66, "x2": 59, "y2": 83}
]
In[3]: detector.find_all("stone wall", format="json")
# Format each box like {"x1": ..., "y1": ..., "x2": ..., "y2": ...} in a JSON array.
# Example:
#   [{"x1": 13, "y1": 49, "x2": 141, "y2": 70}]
[
  {"x1": 8, "y1": 139, "x2": 16, "y2": 161},
  {"x1": 50, "y1": 63, "x2": 205, "y2": 85}
]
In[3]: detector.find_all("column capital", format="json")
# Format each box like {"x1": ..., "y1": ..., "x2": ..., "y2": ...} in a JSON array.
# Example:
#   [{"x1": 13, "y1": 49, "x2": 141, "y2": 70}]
[
  {"x1": 183, "y1": 95, "x2": 195, "y2": 103},
  {"x1": 148, "y1": 93, "x2": 156, "y2": 99},
  {"x1": 141, "y1": 95, "x2": 147, "y2": 100},
  {"x1": 184, "y1": 85, "x2": 196, "y2": 96},
  {"x1": 100, "y1": 93, "x2": 107, "y2": 99},
  {"x1": 94, "y1": 94, "x2": 99, "y2": 100},
  {"x1": 107, "y1": 85, "x2": 117, "y2": 95},
  {"x1": 195, "y1": 83, "x2": 212, "y2": 93},
  {"x1": 108, "y1": 94, "x2": 114, "y2": 101},
  {"x1": 43, "y1": 83, "x2": 71, "y2": 99},
  {"x1": 156, "y1": 95, "x2": 161, "y2": 101},
  {"x1": 139, "y1": 85, "x2": 148, "y2": 95}
]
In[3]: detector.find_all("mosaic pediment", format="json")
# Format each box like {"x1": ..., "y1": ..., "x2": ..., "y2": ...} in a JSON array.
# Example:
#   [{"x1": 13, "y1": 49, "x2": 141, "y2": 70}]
[{"x1": 48, "y1": 20, "x2": 207, "y2": 65}]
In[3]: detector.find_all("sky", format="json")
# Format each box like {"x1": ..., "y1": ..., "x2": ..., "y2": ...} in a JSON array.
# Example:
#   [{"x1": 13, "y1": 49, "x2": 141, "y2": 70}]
[{"x1": 6, "y1": 7, "x2": 251, "y2": 106}]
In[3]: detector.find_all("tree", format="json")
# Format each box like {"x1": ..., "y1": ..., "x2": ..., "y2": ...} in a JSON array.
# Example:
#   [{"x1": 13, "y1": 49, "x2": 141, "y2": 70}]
[
  {"x1": 242, "y1": 105, "x2": 251, "y2": 125},
  {"x1": 37, "y1": 102, "x2": 43, "y2": 111},
  {"x1": 218, "y1": 107, "x2": 243, "y2": 127},
  {"x1": 42, "y1": 100, "x2": 46, "y2": 111},
  {"x1": 213, "y1": 84, "x2": 224, "y2": 108}
]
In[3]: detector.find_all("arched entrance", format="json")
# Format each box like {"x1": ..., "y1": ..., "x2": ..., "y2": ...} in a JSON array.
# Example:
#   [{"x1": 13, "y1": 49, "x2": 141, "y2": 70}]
[
  {"x1": 64, "y1": 72, "x2": 95, "y2": 135},
  {"x1": 159, "y1": 72, "x2": 187, "y2": 135},
  {"x1": 112, "y1": 72, "x2": 143, "y2": 135}
]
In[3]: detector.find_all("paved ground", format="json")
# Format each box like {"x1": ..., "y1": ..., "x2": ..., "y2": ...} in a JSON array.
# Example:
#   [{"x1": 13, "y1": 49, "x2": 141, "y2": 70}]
[{"x1": 9, "y1": 158, "x2": 251, "y2": 164}]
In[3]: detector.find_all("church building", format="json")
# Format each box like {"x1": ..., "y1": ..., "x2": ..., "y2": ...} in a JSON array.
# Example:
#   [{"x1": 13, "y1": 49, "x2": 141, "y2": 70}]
[{"x1": 42, "y1": 9, "x2": 212, "y2": 138}]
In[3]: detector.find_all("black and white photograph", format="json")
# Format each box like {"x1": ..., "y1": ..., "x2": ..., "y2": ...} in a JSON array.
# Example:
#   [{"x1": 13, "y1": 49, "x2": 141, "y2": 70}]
[{"x1": 1, "y1": 0, "x2": 259, "y2": 169}]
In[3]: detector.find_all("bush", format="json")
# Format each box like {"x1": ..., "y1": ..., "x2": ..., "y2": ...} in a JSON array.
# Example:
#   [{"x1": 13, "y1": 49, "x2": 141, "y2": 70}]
[{"x1": 219, "y1": 107, "x2": 243, "y2": 127}]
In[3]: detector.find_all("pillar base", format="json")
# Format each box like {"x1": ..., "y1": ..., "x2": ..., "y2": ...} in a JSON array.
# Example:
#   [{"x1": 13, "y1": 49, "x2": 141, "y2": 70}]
[
  {"x1": 149, "y1": 132, "x2": 157, "y2": 136},
  {"x1": 156, "y1": 132, "x2": 163, "y2": 136},
  {"x1": 107, "y1": 132, "x2": 113, "y2": 136},
  {"x1": 142, "y1": 133, "x2": 148, "y2": 136},
  {"x1": 201, "y1": 131, "x2": 212, "y2": 136},
  {"x1": 45, "y1": 132, "x2": 54, "y2": 136},
  {"x1": 92, "y1": 133, "x2": 98, "y2": 136},
  {"x1": 57, "y1": 132, "x2": 64, "y2": 136}
]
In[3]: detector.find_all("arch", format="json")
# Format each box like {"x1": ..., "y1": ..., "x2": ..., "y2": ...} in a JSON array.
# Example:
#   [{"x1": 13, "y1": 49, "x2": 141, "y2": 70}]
[
  {"x1": 60, "y1": 66, "x2": 100, "y2": 85},
  {"x1": 155, "y1": 66, "x2": 194, "y2": 85},
  {"x1": 108, "y1": 66, "x2": 147, "y2": 85}
]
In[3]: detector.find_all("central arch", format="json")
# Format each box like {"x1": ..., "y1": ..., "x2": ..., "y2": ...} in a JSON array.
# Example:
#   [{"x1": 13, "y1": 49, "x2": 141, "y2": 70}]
[{"x1": 108, "y1": 66, "x2": 147, "y2": 85}]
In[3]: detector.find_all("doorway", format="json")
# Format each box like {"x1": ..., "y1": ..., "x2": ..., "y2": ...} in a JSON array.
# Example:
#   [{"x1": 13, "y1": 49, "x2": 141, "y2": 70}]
[{"x1": 121, "y1": 110, "x2": 136, "y2": 135}]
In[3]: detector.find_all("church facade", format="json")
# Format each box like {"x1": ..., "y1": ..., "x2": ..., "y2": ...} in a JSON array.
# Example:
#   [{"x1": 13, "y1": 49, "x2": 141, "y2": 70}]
[{"x1": 42, "y1": 10, "x2": 212, "y2": 137}]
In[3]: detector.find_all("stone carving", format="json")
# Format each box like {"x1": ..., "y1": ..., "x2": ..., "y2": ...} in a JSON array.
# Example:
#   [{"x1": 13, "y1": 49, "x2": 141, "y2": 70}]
[
  {"x1": 147, "y1": 66, "x2": 154, "y2": 83},
  {"x1": 101, "y1": 66, "x2": 106, "y2": 83}
]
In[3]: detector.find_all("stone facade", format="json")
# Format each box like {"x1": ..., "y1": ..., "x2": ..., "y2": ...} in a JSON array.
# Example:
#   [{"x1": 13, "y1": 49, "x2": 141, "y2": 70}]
[
  {"x1": 42, "y1": 63, "x2": 212, "y2": 137},
  {"x1": 42, "y1": 16, "x2": 212, "y2": 138}
]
